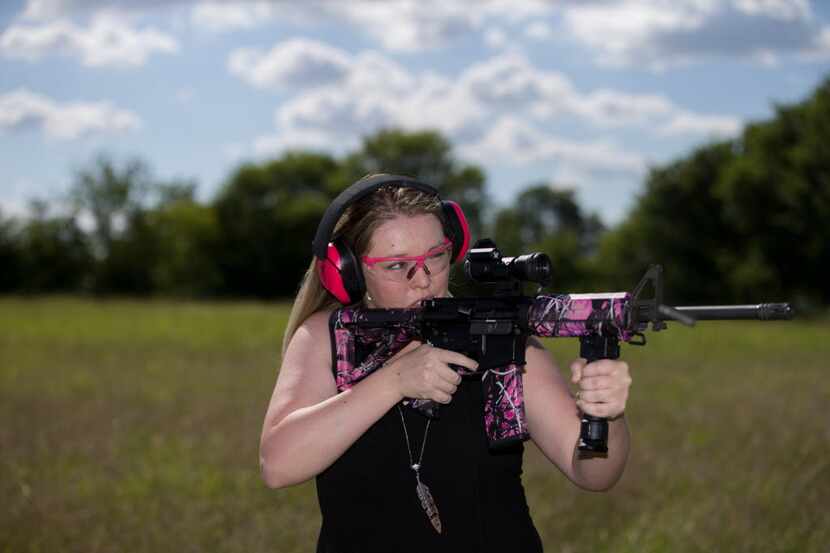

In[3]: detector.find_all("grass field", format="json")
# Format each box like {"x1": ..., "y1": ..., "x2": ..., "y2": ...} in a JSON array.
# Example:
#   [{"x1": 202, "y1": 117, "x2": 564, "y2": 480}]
[{"x1": 1, "y1": 297, "x2": 828, "y2": 552}]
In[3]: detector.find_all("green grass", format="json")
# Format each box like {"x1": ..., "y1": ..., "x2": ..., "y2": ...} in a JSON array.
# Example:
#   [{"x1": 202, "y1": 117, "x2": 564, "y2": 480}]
[{"x1": 1, "y1": 297, "x2": 827, "y2": 552}]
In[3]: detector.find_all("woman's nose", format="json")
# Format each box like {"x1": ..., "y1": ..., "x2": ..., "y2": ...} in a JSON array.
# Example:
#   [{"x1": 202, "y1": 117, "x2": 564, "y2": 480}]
[{"x1": 408, "y1": 262, "x2": 432, "y2": 287}]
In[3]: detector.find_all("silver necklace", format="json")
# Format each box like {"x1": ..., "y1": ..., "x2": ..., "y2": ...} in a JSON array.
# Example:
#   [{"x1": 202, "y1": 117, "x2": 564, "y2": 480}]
[{"x1": 397, "y1": 406, "x2": 442, "y2": 534}]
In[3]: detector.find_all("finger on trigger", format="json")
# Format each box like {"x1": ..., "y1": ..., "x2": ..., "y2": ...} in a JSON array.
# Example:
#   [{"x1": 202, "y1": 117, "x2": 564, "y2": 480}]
[{"x1": 445, "y1": 351, "x2": 479, "y2": 371}]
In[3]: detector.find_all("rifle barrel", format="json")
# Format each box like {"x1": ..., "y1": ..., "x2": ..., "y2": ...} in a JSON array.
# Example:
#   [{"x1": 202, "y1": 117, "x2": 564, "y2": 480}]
[{"x1": 669, "y1": 303, "x2": 793, "y2": 321}]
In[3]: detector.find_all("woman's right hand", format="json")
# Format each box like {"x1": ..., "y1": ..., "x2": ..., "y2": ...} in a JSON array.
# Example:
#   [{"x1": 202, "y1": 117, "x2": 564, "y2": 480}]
[{"x1": 383, "y1": 340, "x2": 479, "y2": 404}]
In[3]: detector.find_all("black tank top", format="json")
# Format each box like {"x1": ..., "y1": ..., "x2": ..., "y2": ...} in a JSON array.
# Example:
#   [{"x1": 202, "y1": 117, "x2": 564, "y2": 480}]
[{"x1": 315, "y1": 323, "x2": 544, "y2": 553}]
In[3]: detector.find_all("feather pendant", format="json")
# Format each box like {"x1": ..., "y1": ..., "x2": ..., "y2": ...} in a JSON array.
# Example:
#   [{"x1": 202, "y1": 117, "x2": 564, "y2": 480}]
[{"x1": 415, "y1": 479, "x2": 442, "y2": 534}]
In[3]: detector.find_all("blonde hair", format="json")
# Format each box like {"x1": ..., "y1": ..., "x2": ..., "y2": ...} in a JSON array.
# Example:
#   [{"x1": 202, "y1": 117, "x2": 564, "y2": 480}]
[{"x1": 281, "y1": 176, "x2": 445, "y2": 357}]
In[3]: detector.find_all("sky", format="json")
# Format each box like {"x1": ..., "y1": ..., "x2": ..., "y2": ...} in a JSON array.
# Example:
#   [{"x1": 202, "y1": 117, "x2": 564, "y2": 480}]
[{"x1": 1, "y1": 0, "x2": 829, "y2": 226}]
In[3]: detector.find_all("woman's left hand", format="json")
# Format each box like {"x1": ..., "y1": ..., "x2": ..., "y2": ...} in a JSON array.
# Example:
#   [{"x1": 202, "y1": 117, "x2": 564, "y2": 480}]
[{"x1": 570, "y1": 358, "x2": 632, "y2": 419}]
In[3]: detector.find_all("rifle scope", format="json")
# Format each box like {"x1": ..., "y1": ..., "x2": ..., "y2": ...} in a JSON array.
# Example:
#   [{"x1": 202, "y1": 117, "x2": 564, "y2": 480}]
[{"x1": 464, "y1": 239, "x2": 552, "y2": 286}]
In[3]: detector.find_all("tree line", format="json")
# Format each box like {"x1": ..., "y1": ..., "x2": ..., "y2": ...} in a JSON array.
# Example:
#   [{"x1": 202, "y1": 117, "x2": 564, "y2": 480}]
[{"x1": 1, "y1": 77, "x2": 828, "y2": 309}]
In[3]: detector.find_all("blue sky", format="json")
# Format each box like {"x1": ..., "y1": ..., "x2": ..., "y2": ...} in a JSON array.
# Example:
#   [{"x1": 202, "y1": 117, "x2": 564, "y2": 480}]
[{"x1": 1, "y1": 0, "x2": 829, "y2": 225}]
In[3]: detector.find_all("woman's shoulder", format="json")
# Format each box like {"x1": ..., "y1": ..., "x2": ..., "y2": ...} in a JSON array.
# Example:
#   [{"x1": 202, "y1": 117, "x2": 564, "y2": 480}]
[
  {"x1": 297, "y1": 308, "x2": 338, "y2": 340},
  {"x1": 282, "y1": 308, "x2": 338, "y2": 377}
]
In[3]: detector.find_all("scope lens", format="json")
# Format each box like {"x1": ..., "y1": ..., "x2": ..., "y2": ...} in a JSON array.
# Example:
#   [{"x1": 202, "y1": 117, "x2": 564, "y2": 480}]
[{"x1": 511, "y1": 253, "x2": 552, "y2": 285}]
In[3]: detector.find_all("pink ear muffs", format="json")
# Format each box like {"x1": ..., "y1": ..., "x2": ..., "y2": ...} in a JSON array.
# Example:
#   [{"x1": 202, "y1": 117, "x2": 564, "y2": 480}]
[
  {"x1": 316, "y1": 239, "x2": 365, "y2": 305},
  {"x1": 442, "y1": 200, "x2": 471, "y2": 263}
]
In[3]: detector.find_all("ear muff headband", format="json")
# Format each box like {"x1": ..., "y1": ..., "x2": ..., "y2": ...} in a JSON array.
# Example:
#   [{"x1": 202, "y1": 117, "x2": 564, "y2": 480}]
[
  {"x1": 312, "y1": 174, "x2": 471, "y2": 304},
  {"x1": 312, "y1": 175, "x2": 441, "y2": 260}
]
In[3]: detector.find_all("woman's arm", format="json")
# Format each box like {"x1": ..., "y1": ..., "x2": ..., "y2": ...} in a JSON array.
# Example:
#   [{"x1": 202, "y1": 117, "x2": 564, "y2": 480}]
[
  {"x1": 259, "y1": 311, "x2": 476, "y2": 489},
  {"x1": 523, "y1": 338, "x2": 631, "y2": 492},
  {"x1": 259, "y1": 311, "x2": 403, "y2": 488}
]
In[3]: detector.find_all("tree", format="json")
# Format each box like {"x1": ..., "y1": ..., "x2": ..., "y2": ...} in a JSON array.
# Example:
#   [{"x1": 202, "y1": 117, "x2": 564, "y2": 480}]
[
  {"x1": 0, "y1": 210, "x2": 23, "y2": 292},
  {"x1": 491, "y1": 184, "x2": 605, "y2": 290},
  {"x1": 146, "y1": 198, "x2": 222, "y2": 296},
  {"x1": 715, "y1": 78, "x2": 830, "y2": 305},
  {"x1": 337, "y1": 129, "x2": 489, "y2": 238},
  {"x1": 213, "y1": 151, "x2": 337, "y2": 297},
  {"x1": 597, "y1": 76, "x2": 830, "y2": 306},
  {"x1": 596, "y1": 141, "x2": 738, "y2": 303},
  {"x1": 70, "y1": 155, "x2": 152, "y2": 260},
  {"x1": 67, "y1": 155, "x2": 161, "y2": 294},
  {"x1": 18, "y1": 200, "x2": 93, "y2": 293}
]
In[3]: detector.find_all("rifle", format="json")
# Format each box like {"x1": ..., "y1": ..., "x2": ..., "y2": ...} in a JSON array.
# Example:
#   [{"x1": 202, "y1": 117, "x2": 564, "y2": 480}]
[{"x1": 338, "y1": 239, "x2": 794, "y2": 454}]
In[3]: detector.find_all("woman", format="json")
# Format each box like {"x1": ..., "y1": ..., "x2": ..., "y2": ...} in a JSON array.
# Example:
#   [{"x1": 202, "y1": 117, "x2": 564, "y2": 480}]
[{"x1": 260, "y1": 174, "x2": 632, "y2": 552}]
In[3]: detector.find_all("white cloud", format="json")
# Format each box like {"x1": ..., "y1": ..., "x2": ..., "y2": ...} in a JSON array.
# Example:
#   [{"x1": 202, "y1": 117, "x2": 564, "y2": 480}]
[
  {"x1": 191, "y1": 0, "x2": 554, "y2": 49},
  {"x1": 16, "y1": 0, "x2": 829, "y2": 68},
  {"x1": 459, "y1": 116, "x2": 646, "y2": 175},
  {"x1": 270, "y1": 1, "x2": 550, "y2": 52},
  {"x1": 562, "y1": 1, "x2": 706, "y2": 68},
  {"x1": 392, "y1": 72, "x2": 483, "y2": 136},
  {"x1": 0, "y1": 89, "x2": 141, "y2": 139},
  {"x1": 20, "y1": 0, "x2": 171, "y2": 20},
  {"x1": 658, "y1": 110, "x2": 742, "y2": 137},
  {"x1": 21, "y1": 0, "x2": 96, "y2": 19},
  {"x1": 232, "y1": 41, "x2": 466, "y2": 139},
  {"x1": 476, "y1": 0, "x2": 553, "y2": 22},
  {"x1": 569, "y1": 89, "x2": 675, "y2": 127},
  {"x1": 525, "y1": 21, "x2": 554, "y2": 41},
  {"x1": 233, "y1": 45, "x2": 741, "y2": 168},
  {"x1": 800, "y1": 25, "x2": 830, "y2": 61},
  {"x1": 0, "y1": 12, "x2": 178, "y2": 67},
  {"x1": 343, "y1": 51, "x2": 418, "y2": 91},
  {"x1": 331, "y1": 1, "x2": 483, "y2": 52},
  {"x1": 458, "y1": 51, "x2": 738, "y2": 134},
  {"x1": 460, "y1": 51, "x2": 574, "y2": 113},
  {"x1": 191, "y1": 1, "x2": 277, "y2": 32},
  {"x1": 250, "y1": 46, "x2": 481, "y2": 158},
  {"x1": 266, "y1": 71, "x2": 649, "y2": 177},
  {"x1": 227, "y1": 38, "x2": 352, "y2": 90},
  {"x1": 188, "y1": 0, "x2": 825, "y2": 67},
  {"x1": 271, "y1": 50, "x2": 479, "y2": 143},
  {"x1": 819, "y1": 26, "x2": 830, "y2": 50},
  {"x1": 193, "y1": 1, "x2": 483, "y2": 50},
  {"x1": 733, "y1": 0, "x2": 810, "y2": 20},
  {"x1": 277, "y1": 88, "x2": 394, "y2": 138},
  {"x1": 254, "y1": 128, "x2": 347, "y2": 159},
  {"x1": 484, "y1": 28, "x2": 508, "y2": 49},
  {"x1": 560, "y1": 0, "x2": 827, "y2": 69}
]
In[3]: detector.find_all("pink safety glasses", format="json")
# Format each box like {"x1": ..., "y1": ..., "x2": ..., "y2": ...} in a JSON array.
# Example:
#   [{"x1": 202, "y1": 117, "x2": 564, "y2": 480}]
[{"x1": 361, "y1": 237, "x2": 453, "y2": 282}]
